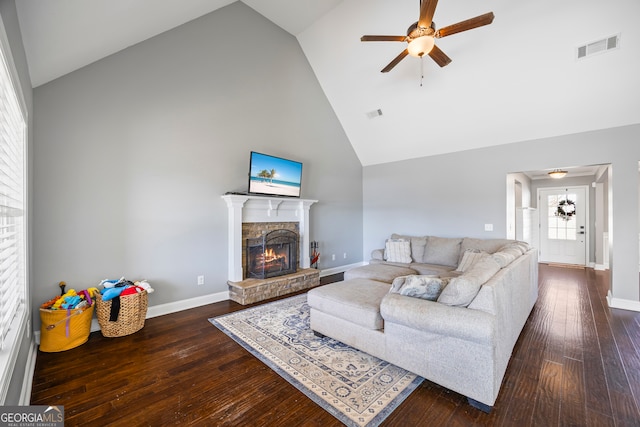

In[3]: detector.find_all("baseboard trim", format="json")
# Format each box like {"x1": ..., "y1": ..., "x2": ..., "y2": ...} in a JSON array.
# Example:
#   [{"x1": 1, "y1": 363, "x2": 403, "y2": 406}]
[
  {"x1": 145, "y1": 290, "x2": 230, "y2": 319},
  {"x1": 320, "y1": 262, "x2": 365, "y2": 277},
  {"x1": 36, "y1": 290, "x2": 231, "y2": 343},
  {"x1": 607, "y1": 291, "x2": 640, "y2": 312}
]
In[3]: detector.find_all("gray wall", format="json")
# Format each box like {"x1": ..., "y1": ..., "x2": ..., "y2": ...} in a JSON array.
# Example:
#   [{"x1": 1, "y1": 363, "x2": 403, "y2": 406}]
[
  {"x1": 0, "y1": 0, "x2": 34, "y2": 406},
  {"x1": 32, "y1": 2, "x2": 363, "y2": 325},
  {"x1": 363, "y1": 127, "x2": 640, "y2": 302}
]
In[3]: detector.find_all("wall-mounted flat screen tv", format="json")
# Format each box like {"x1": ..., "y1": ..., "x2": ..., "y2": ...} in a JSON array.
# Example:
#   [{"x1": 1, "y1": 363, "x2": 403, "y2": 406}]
[{"x1": 248, "y1": 151, "x2": 302, "y2": 197}]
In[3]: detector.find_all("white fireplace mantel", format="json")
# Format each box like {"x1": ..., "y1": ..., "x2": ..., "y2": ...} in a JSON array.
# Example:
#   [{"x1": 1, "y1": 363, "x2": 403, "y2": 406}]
[{"x1": 222, "y1": 194, "x2": 318, "y2": 282}]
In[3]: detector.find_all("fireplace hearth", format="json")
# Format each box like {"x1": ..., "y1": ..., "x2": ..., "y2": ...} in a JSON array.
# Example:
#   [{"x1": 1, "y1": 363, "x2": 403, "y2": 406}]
[{"x1": 246, "y1": 229, "x2": 298, "y2": 279}]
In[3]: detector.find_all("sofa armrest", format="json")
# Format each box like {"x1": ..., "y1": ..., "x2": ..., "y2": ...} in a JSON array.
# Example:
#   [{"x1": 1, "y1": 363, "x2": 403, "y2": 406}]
[
  {"x1": 380, "y1": 293, "x2": 494, "y2": 345},
  {"x1": 371, "y1": 248, "x2": 384, "y2": 261}
]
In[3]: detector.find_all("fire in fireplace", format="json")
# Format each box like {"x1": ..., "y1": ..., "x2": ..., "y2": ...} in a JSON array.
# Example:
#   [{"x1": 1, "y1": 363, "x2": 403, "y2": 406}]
[{"x1": 246, "y1": 229, "x2": 298, "y2": 279}]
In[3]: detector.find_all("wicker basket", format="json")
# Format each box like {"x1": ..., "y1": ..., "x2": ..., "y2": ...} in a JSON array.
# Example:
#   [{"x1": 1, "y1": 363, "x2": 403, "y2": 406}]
[
  {"x1": 95, "y1": 290, "x2": 148, "y2": 337},
  {"x1": 39, "y1": 305, "x2": 95, "y2": 352}
]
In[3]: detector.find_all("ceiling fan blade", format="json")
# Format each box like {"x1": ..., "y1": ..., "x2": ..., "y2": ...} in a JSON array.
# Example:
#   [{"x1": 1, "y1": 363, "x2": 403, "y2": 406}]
[
  {"x1": 361, "y1": 35, "x2": 406, "y2": 42},
  {"x1": 418, "y1": 0, "x2": 439, "y2": 28},
  {"x1": 428, "y1": 44, "x2": 452, "y2": 67},
  {"x1": 435, "y1": 12, "x2": 495, "y2": 38},
  {"x1": 381, "y1": 49, "x2": 409, "y2": 73}
]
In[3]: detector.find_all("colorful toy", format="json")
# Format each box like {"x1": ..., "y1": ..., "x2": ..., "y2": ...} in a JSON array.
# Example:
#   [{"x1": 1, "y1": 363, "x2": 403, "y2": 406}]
[
  {"x1": 101, "y1": 286, "x2": 127, "y2": 301},
  {"x1": 40, "y1": 296, "x2": 59, "y2": 310},
  {"x1": 98, "y1": 277, "x2": 154, "y2": 301},
  {"x1": 61, "y1": 295, "x2": 81, "y2": 309},
  {"x1": 99, "y1": 277, "x2": 125, "y2": 288},
  {"x1": 58, "y1": 281, "x2": 66, "y2": 296},
  {"x1": 134, "y1": 280, "x2": 154, "y2": 294},
  {"x1": 52, "y1": 289, "x2": 77, "y2": 310}
]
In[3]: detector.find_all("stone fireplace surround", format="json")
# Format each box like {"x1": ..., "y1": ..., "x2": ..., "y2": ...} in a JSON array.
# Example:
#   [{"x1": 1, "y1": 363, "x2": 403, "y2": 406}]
[
  {"x1": 244, "y1": 223, "x2": 299, "y2": 279},
  {"x1": 222, "y1": 194, "x2": 319, "y2": 304}
]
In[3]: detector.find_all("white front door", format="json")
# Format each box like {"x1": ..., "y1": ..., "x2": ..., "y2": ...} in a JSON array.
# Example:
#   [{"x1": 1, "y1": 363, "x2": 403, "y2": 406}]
[{"x1": 538, "y1": 186, "x2": 588, "y2": 265}]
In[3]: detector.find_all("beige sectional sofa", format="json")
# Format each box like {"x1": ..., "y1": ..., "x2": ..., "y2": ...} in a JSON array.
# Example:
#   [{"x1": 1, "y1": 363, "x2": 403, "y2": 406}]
[{"x1": 307, "y1": 234, "x2": 538, "y2": 412}]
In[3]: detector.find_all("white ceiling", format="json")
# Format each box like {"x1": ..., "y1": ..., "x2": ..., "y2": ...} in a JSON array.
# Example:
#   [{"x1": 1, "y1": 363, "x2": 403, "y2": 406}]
[
  {"x1": 14, "y1": 0, "x2": 343, "y2": 87},
  {"x1": 14, "y1": 0, "x2": 640, "y2": 166}
]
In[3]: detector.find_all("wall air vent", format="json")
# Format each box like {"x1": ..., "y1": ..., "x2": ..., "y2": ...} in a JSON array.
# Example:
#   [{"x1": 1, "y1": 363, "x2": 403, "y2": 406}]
[
  {"x1": 365, "y1": 109, "x2": 383, "y2": 119},
  {"x1": 577, "y1": 34, "x2": 620, "y2": 59}
]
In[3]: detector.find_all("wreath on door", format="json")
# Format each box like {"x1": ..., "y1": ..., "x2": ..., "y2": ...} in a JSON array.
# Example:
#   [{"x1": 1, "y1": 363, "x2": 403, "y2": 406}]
[{"x1": 556, "y1": 199, "x2": 576, "y2": 221}]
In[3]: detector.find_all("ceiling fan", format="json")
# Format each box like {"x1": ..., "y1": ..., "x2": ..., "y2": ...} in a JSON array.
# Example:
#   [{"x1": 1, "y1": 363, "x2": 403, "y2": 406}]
[{"x1": 361, "y1": 0, "x2": 494, "y2": 73}]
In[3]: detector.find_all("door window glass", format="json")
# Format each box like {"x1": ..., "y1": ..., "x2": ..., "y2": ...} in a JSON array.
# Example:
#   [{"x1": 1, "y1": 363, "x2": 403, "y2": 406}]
[{"x1": 547, "y1": 193, "x2": 577, "y2": 240}]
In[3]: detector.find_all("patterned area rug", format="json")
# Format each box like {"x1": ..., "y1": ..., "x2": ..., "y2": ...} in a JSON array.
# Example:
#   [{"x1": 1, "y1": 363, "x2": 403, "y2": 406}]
[{"x1": 209, "y1": 294, "x2": 423, "y2": 427}]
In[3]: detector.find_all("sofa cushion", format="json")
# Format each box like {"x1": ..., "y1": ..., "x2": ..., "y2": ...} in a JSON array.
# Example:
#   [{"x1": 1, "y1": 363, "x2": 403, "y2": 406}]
[
  {"x1": 491, "y1": 251, "x2": 517, "y2": 268},
  {"x1": 345, "y1": 263, "x2": 417, "y2": 283},
  {"x1": 438, "y1": 270, "x2": 464, "y2": 279},
  {"x1": 494, "y1": 243, "x2": 525, "y2": 268},
  {"x1": 391, "y1": 234, "x2": 427, "y2": 263},
  {"x1": 410, "y1": 263, "x2": 455, "y2": 276},
  {"x1": 499, "y1": 241, "x2": 530, "y2": 256},
  {"x1": 459, "y1": 238, "x2": 515, "y2": 263},
  {"x1": 511, "y1": 241, "x2": 530, "y2": 253},
  {"x1": 500, "y1": 246, "x2": 523, "y2": 258},
  {"x1": 438, "y1": 256, "x2": 501, "y2": 307},
  {"x1": 371, "y1": 248, "x2": 385, "y2": 261},
  {"x1": 422, "y1": 236, "x2": 462, "y2": 267},
  {"x1": 456, "y1": 249, "x2": 487, "y2": 273},
  {"x1": 307, "y1": 278, "x2": 390, "y2": 330},
  {"x1": 384, "y1": 239, "x2": 412, "y2": 263},
  {"x1": 390, "y1": 275, "x2": 451, "y2": 301}
]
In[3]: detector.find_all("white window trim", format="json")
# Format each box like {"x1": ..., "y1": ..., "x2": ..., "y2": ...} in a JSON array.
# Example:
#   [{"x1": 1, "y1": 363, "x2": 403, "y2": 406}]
[{"x1": 0, "y1": 13, "x2": 30, "y2": 405}]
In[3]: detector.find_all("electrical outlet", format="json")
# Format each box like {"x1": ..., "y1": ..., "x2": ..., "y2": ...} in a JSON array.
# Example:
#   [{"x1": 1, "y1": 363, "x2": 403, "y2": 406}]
[
  {"x1": 343, "y1": 253, "x2": 347, "y2": 259},
  {"x1": 197, "y1": 275, "x2": 205, "y2": 286},
  {"x1": 331, "y1": 254, "x2": 336, "y2": 261},
  {"x1": 484, "y1": 224, "x2": 493, "y2": 232}
]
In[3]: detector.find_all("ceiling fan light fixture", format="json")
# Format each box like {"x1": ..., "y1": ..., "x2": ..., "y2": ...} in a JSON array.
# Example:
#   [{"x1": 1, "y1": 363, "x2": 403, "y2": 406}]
[
  {"x1": 407, "y1": 36, "x2": 435, "y2": 57},
  {"x1": 548, "y1": 169, "x2": 568, "y2": 179}
]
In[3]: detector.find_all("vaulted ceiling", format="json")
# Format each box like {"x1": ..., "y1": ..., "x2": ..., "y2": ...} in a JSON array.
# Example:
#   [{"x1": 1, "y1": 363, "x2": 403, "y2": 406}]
[{"x1": 15, "y1": 0, "x2": 640, "y2": 166}]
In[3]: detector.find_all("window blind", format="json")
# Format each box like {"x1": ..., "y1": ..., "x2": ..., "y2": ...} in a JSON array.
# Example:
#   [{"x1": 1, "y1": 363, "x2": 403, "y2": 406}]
[{"x1": 0, "y1": 36, "x2": 26, "y2": 351}]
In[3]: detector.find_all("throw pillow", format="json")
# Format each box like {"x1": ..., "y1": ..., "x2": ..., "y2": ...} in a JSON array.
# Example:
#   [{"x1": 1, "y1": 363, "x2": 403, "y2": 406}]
[
  {"x1": 390, "y1": 275, "x2": 409, "y2": 293},
  {"x1": 456, "y1": 249, "x2": 487, "y2": 273},
  {"x1": 436, "y1": 276, "x2": 480, "y2": 307},
  {"x1": 384, "y1": 239, "x2": 412, "y2": 264},
  {"x1": 391, "y1": 234, "x2": 427, "y2": 263},
  {"x1": 438, "y1": 256, "x2": 501, "y2": 307},
  {"x1": 390, "y1": 275, "x2": 451, "y2": 301}
]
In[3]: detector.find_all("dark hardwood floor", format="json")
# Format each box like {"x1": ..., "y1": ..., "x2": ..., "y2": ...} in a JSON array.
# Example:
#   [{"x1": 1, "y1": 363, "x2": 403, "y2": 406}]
[{"x1": 31, "y1": 266, "x2": 640, "y2": 426}]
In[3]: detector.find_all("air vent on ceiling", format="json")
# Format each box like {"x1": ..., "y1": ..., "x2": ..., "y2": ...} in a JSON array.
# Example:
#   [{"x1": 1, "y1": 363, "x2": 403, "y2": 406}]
[
  {"x1": 365, "y1": 109, "x2": 383, "y2": 119},
  {"x1": 577, "y1": 34, "x2": 620, "y2": 59}
]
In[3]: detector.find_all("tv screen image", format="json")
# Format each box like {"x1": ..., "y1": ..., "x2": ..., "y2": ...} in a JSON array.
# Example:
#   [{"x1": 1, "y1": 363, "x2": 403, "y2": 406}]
[{"x1": 248, "y1": 152, "x2": 303, "y2": 197}]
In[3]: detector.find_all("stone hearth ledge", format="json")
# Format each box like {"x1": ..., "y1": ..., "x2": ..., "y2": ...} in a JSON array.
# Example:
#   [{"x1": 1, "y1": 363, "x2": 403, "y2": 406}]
[{"x1": 228, "y1": 268, "x2": 320, "y2": 305}]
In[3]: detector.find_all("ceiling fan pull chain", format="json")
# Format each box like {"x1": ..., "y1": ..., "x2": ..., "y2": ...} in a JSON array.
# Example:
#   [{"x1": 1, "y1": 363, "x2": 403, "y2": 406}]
[{"x1": 420, "y1": 55, "x2": 424, "y2": 87}]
